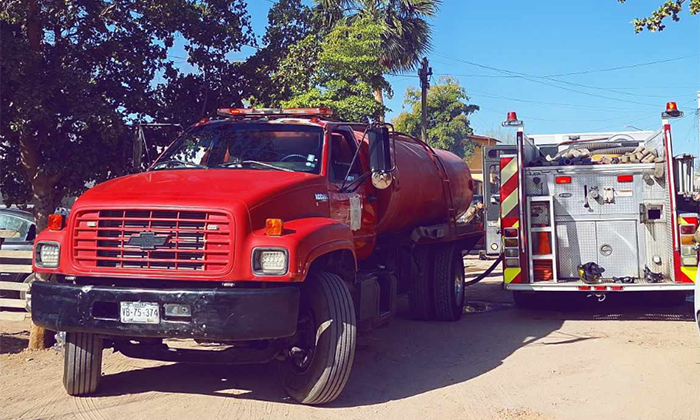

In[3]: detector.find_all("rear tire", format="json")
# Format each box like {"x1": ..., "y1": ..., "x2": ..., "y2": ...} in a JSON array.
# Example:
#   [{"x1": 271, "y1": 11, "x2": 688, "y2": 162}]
[
  {"x1": 407, "y1": 246, "x2": 434, "y2": 320},
  {"x1": 433, "y1": 245, "x2": 465, "y2": 321},
  {"x1": 64, "y1": 332, "x2": 103, "y2": 396},
  {"x1": 279, "y1": 271, "x2": 356, "y2": 405}
]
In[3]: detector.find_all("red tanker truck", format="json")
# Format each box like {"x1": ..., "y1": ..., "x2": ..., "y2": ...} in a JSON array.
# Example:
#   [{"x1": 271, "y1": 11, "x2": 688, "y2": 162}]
[{"x1": 30, "y1": 107, "x2": 482, "y2": 404}]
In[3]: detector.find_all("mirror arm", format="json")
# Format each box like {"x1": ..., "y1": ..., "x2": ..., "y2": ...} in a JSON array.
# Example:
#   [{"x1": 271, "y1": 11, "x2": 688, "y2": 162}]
[
  {"x1": 340, "y1": 171, "x2": 371, "y2": 193},
  {"x1": 340, "y1": 128, "x2": 370, "y2": 192}
]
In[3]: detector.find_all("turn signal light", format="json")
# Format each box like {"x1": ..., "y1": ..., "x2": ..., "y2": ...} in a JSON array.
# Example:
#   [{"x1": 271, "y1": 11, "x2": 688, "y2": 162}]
[
  {"x1": 265, "y1": 218, "x2": 284, "y2": 236},
  {"x1": 48, "y1": 214, "x2": 64, "y2": 231},
  {"x1": 555, "y1": 176, "x2": 571, "y2": 184}
]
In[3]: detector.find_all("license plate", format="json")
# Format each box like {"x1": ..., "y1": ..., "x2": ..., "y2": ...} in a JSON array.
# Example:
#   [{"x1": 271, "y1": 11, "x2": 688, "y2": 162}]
[{"x1": 120, "y1": 302, "x2": 160, "y2": 324}]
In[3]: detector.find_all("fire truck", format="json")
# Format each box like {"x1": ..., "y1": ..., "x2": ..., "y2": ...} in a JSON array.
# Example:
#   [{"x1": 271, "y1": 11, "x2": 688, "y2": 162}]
[{"x1": 492, "y1": 102, "x2": 698, "y2": 305}]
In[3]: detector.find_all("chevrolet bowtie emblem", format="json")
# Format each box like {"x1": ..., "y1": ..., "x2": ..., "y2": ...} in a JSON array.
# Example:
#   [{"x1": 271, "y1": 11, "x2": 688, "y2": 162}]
[{"x1": 126, "y1": 232, "x2": 170, "y2": 250}]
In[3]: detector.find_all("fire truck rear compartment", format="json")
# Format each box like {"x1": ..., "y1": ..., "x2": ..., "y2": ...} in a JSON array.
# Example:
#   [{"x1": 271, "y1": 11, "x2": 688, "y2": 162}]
[{"x1": 524, "y1": 163, "x2": 671, "y2": 285}]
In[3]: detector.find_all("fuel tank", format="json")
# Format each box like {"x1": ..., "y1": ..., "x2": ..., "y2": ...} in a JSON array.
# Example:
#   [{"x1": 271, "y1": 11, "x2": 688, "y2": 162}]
[{"x1": 373, "y1": 133, "x2": 473, "y2": 234}]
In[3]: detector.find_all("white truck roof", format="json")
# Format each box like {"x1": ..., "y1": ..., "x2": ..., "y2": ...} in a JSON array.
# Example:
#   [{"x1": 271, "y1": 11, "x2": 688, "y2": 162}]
[{"x1": 528, "y1": 131, "x2": 656, "y2": 146}]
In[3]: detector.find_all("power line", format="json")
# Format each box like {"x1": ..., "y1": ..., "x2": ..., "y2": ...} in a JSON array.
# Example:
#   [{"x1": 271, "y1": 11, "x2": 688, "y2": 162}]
[
  {"x1": 543, "y1": 54, "x2": 699, "y2": 78},
  {"x1": 431, "y1": 52, "x2": 665, "y2": 107}
]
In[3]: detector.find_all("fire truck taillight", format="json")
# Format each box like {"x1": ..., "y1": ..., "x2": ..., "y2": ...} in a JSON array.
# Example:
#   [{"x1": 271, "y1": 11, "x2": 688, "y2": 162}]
[
  {"x1": 617, "y1": 175, "x2": 633, "y2": 183},
  {"x1": 503, "y1": 228, "x2": 520, "y2": 267},
  {"x1": 555, "y1": 176, "x2": 571, "y2": 185},
  {"x1": 678, "y1": 215, "x2": 698, "y2": 266}
]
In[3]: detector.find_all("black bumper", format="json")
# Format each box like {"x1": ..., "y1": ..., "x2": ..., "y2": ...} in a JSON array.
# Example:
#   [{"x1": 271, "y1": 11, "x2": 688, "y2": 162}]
[{"x1": 31, "y1": 281, "x2": 300, "y2": 341}]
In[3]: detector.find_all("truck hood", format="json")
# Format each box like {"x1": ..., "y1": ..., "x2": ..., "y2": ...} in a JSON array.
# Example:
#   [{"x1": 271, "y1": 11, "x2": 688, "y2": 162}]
[{"x1": 74, "y1": 169, "x2": 324, "y2": 209}]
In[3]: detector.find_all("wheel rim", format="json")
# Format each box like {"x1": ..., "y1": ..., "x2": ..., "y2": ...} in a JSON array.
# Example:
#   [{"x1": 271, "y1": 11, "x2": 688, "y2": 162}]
[
  {"x1": 288, "y1": 309, "x2": 316, "y2": 374},
  {"x1": 454, "y1": 257, "x2": 464, "y2": 307}
]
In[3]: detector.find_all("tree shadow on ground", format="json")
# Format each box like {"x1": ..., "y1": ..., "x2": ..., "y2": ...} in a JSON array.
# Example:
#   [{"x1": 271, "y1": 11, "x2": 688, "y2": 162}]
[{"x1": 0, "y1": 331, "x2": 29, "y2": 355}]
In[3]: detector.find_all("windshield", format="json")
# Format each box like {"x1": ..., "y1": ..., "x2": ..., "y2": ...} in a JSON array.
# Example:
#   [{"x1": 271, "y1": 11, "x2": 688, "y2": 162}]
[{"x1": 152, "y1": 122, "x2": 324, "y2": 173}]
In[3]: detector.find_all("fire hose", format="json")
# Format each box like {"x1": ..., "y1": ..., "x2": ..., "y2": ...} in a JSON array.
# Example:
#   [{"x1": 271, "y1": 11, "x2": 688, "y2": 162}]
[{"x1": 464, "y1": 254, "x2": 503, "y2": 287}]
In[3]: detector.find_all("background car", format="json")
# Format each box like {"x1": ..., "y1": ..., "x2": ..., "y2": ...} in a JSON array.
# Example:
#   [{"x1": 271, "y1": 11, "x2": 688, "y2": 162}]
[{"x1": 0, "y1": 208, "x2": 36, "y2": 298}]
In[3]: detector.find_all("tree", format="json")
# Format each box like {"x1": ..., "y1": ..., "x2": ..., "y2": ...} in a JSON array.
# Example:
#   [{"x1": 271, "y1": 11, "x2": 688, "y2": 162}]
[
  {"x1": 618, "y1": 0, "x2": 700, "y2": 32},
  {"x1": 393, "y1": 76, "x2": 479, "y2": 159},
  {"x1": 0, "y1": 0, "x2": 254, "y2": 230},
  {"x1": 242, "y1": 0, "x2": 317, "y2": 106},
  {"x1": 318, "y1": 0, "x2": 441, "y2": 116},
  {"x1": 279, "y1": 16, "x2": 389, "y2": 122}
]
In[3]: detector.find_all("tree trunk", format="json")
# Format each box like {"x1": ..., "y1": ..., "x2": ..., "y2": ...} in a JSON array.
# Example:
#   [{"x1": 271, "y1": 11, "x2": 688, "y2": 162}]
[
  {"x1": 24, "y1": 0, "x2": 58, "y2": 350},
  {"x1": 373, "y1": 86, "x2": 385, "y2": 123}
]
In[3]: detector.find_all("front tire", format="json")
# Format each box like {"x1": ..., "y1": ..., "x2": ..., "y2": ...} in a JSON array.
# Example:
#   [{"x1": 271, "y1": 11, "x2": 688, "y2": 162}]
[
  {"x1": 64, "y1": 332, "x2": 103, "y2": 396},
  {"x1": 279, "y1": 271, "x2": 356, "y2": 405},
  {"x1": 433, "y1": 245, "x2": 465, "y2": 321}
]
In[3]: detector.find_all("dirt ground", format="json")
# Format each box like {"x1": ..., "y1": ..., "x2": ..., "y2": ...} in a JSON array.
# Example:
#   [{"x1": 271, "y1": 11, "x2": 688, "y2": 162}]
[{"x1": 2, "y1": 257, "x2": 699, "y2": 420}]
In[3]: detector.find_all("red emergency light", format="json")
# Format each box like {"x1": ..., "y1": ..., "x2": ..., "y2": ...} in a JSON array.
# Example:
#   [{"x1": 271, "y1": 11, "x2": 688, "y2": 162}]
[
  {"x1": 217, "y1": 107, "x2": 333, "y2": 118},
  {"x1": 617, "y1": 175, "x2": 633, "y2": 183},
  {"x1": 555, "y1": 176, "x2": 571, "y2": 184},
  {"x1": 662, "y1": 101, "x2": 683, "y2": 119},
  {"x1": 502, "y1": 111, "x2": 523, "y2": 127}
]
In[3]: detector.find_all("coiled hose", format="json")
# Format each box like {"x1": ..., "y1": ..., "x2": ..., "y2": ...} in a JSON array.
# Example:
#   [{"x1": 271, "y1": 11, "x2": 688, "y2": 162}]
[
  {"x1": 590, "y1": 146, "x2": 637, "y2": 155},
  {"x1": 465, "y1": 254, "x2": 503, "y2": 287}
]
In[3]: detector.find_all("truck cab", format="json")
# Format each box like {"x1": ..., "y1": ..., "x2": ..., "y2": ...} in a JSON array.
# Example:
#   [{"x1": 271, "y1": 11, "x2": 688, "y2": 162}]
[{"x1": 30, "y1": 107, "x2": 481, "y2": 404}]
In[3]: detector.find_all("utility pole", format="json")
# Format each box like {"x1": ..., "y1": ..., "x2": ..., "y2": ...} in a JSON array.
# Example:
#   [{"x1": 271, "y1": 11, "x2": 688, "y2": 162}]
[{"x1": 418, "y1": 57, "x2": 432, "y2": 143}]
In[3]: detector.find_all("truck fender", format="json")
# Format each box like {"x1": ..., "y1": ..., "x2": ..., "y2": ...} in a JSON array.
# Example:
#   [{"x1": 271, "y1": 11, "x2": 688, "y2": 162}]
[{"x1": 281, "y1": 218, "x2": 357, "y2": 282}]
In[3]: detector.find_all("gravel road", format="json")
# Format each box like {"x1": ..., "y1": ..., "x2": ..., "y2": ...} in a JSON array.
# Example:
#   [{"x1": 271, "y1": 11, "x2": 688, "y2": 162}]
[{"x1": 2, "y1": 257, "x2": 699, "y2": 420}]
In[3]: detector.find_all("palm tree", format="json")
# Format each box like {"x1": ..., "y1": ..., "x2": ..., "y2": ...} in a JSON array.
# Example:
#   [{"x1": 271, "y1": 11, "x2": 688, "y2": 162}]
[{"x1": 318, "y1": 0, "x2": 441, "y2": 118}]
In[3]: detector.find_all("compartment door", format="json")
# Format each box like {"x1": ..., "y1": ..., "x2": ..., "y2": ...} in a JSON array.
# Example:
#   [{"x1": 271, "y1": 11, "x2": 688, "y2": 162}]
[
  {"x1": 596, "y1": 220, "x2": 639, "y2": 278},
  {"x1": 556, "y1": 221, "x2": 598, "y2": 279}
]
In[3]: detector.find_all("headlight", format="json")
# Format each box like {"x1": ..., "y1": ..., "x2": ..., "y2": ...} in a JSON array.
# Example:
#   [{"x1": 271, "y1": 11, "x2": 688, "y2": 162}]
[
  {"x1": 36, "y1": 242, "x2": 60, "y2": 268},
  {"x1": 252, "y1": 248, "x2": 288, "y2": 275}
]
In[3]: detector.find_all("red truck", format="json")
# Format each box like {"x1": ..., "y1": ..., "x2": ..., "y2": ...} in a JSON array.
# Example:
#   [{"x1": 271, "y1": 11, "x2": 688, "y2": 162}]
[{"x1": 30, "y1": 107, "x2": 481, "y2": 404}]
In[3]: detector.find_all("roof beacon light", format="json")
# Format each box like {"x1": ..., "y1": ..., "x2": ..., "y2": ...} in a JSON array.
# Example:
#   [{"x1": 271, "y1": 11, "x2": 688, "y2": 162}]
[
  {"x1": 217, "y1": 107, "x2": 333, "y2": 118},
  {"x1": 502, "y1": 111, "x2": 523, "y2": 127},
  {"x1": 662, "y1": 101, "x2": 683, "y2": 119}
]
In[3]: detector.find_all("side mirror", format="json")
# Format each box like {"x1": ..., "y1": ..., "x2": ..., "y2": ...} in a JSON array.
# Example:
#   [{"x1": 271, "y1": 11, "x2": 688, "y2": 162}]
[{"x1": 368, "y1": 126, "x2": 393, "y2": 190}]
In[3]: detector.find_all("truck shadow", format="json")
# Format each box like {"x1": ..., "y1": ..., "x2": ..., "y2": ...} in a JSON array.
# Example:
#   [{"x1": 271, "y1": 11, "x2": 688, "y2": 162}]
[
  {"x1": 98, "y1": 299, "x2": 569, "y2": 406},
  {"x1": 516, "y1": 292, "x2": 695, "y2": 322},
  {"x1": 96, "y1": 292, "x2": 694, "y2": 407}
]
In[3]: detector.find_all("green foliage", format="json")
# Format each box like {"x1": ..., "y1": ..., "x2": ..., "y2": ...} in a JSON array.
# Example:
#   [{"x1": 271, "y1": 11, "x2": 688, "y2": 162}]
[
  {"x1": 242, "y1": 0, "x2": 318, "y2": 106},
  {"x1": 618, "y1": 0, "x2": 699, "y2": 32},
  {"x1": 0, "y1": 0, "x2": 253, "y2": 227},
  {"x1": 393, "y1": 76, "x2": 479, "y2": 159},
  {"x1": 321, "y1": 0, "x2": 440, "y2": 73},
  {"x1": 279, "y1": 17, "x2": 389, "y2": 122}
]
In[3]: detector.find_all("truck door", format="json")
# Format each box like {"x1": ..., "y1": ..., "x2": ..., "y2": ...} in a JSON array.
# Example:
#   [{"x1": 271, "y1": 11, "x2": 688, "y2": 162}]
[{"x1": 327, "y1": 127, "x2": 377, "y2": 258}]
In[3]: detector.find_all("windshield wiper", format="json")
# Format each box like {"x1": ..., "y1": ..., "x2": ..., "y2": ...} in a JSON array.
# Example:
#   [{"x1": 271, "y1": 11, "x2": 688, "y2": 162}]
[
  {"x1": 151, "y1": 159, "x2": 206, "y2": 170},
  {"x1": 215, "y1": 161, "x2": 293, "y2": 172}
]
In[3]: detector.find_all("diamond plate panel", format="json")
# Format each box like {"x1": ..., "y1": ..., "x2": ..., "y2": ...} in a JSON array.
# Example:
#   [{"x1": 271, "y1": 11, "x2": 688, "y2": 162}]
[
  {"x1": 642, "y1": 221, "x2": 670, "y2": 277},
  {"x1": 597, "y1": 221, "x2": 639, "y2": 278},
  {"x1": 556, "y1": 221, "x2": 597, "y2": 279},
  {"x1": 525, "y1": 174, "x2": 547, "y2": 196}
]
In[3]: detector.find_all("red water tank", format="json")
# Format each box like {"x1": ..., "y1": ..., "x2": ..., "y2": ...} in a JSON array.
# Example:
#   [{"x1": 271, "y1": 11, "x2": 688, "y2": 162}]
[{"x1": 373, "y1": 134, "x2": 473, "y2": 234}]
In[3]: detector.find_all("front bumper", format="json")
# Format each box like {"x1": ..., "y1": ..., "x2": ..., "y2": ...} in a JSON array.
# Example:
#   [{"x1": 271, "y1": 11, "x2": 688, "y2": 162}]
[{"x1": 31, "y1": 281, "x2": 299, "y2": 341}]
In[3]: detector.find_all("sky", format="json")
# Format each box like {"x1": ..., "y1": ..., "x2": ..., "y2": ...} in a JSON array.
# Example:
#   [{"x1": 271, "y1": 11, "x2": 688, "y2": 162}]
[{"x1": 184, "y1": 0, "x2": 700, "y2": 156}]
